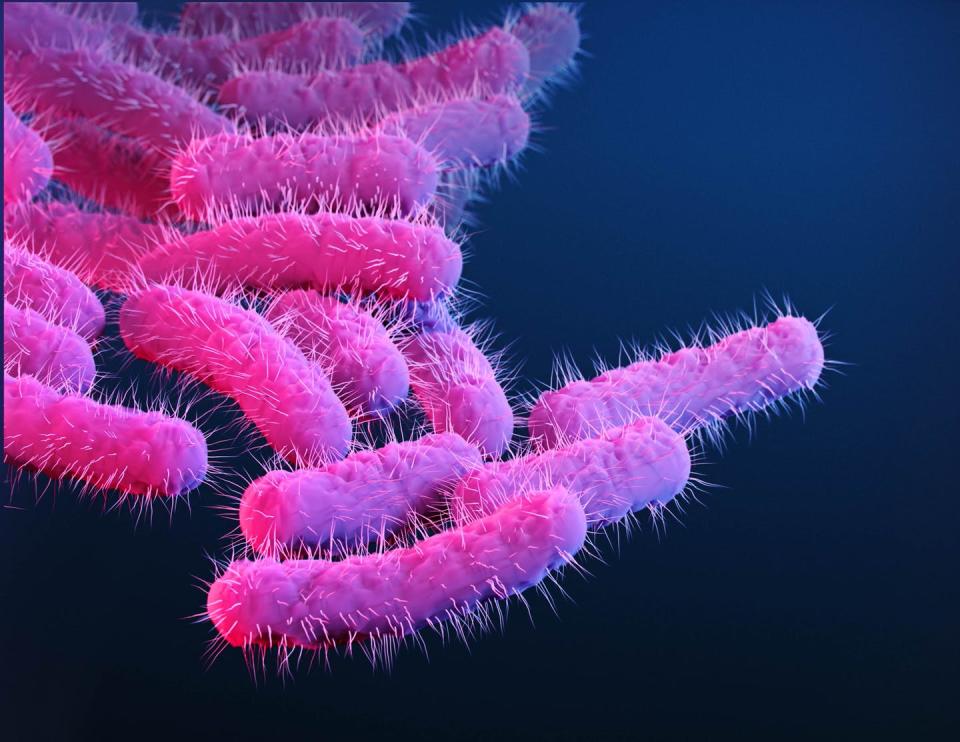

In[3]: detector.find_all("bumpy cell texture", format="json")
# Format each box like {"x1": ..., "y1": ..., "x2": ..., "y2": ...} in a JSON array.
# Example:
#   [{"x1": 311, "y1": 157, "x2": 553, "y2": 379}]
[{"x1": 209, "y1": 486, "x2": 586, "y2": 650}]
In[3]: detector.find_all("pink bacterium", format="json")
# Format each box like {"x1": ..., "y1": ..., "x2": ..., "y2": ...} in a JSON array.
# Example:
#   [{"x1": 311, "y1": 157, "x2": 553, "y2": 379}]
[
  {"x1": 527, "y1": 315, "x2": 826, "y2": 449},
  {"x1": 452, "y1": 416, "x2": 691, "y2": 527},
  {"x1": 3, "y1": 372, "x2": 207, "y2": 498},
  {"x1": 208, "y1": 485, "x2": 586, "y2": 652},
  {"x1": 219, "y1": 27, "x2": 530, "y2": 129},
  {"x1": 136, "y1": 211, "x2": 462, "y2": 302},
  {"x1": 509, "y1": 3, "x2": 583, "y2": 94},
  {"x1": 119, "y1": 284, "x2": 352, "y2": 465},
  {"x1": 3, "y1": 201, "x2": 165, "y2": 292},
  {"x1": 405, "y1": 305, "x2": 515, "y2": 458},
  {"x1": 3, "y1": 244, "x2": 105, "y2": 340},
  {"x1": 3, "y1": 103, "x2": 53, "y2": 205},
  {"x1": 4, "y1": 302, "x2": 96, "y2": 394},
  {"x1": 239, "y1": 432, "x2": 482, "y2": 556},
  {"x1": 179, "y1": 2, "x2": 410, "y2": 41},
  {"x1": 2, "y1": 3, "x2": 364, "y2": 90},
  {"x1": 263, "y1": 290, "x2": 410, "y2": 416},
  {"x1": 169, "y1": 132, "x2": 439, "y2": 221},
  {"x1": 4, "y1": 45, "x2": 235, "y2": 155},
  {"x1": 378, "y1": 94, "x2": 531, "y2": 169}
]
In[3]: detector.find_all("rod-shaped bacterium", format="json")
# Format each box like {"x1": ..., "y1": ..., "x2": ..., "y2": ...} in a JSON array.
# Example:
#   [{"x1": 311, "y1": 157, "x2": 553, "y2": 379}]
[
  {"x1": 528, "y1": 316, "x2": 825, "y2": 448},
  {"x1": 4, "y1": 372, "x2": 207, "y2": 497},
  {"x1": 240, "y1": 432, "x2": 482, "y2": 555},
  {"x1": 119, "y1": 284, "x2": 352, "y2": 464},
  {"x1": 209, "y1": 486, "x2": 586, "y2": 650}
]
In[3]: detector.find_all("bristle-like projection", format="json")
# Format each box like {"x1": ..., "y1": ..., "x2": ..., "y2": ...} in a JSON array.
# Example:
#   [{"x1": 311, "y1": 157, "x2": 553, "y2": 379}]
[
  {"x1": 124, "y1": 17, "x2": 365, "y2": 90},
  {"x1": 263, "y1": 290, "x2": 411, "y2": 416},
  {"x1": 4, "y1": 302, "x2": 96, "y2": 394},
  {"x1": 219, "y1": 28, "x2": 530, "y2": 129},
  {"x1": 169, "y1": 131, "x2": 439, "y2": 220},
  {"x1": 118, "y1": 284, "x2": 353, "y2": 465},
  {"x1": 239, "y1": 432, "x2": 482, "y2": 556},
  {"x1": 56, "y1": 2, "x2": 138, "y2": 24},
  {"x1": 405, "y1": 302, "x2": 515, "y2": 458},
  {"x1": 3, "y1": 244, "x2": 105, "y2": 340},
  {"x1": 136, "y1": 211, "x2": 462, "y2": 302},
  {"x1": 208, "y1": 486, "x2": 586, "y2": 652},
  {"x1": 3, "y1": 372, "x2": 208, "y2": 498},
  {"x1": 4, "y1": 45, "x2": 235, "y2": 156},
  {"x1": 2, "y1": 2, "x2": 110, "y2": 55},
  {"x1": 179, "y1": 2, "x2": 410, "y2": 41},
  {"x1": 378, "y1": 94, "x2": 531, "y2": 169},
  {"x1": 3, "y1": 201, "x2": 166, "y2": 292},
  {"x1": 2, "y1": 3, "x2": 364, "y2": 92},
  {"x1": 451, "y1": 416, "x2": 691, "y2": 527},
  {"x1": 3, "y1": 102, "x2": 53, "y2": 204},
  {"x1": 528, "y1": 314, "x2": 826, "y2": 449}
]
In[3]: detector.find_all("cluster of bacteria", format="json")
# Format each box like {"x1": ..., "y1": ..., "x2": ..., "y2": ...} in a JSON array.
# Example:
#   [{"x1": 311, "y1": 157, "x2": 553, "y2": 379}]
[{"x1": 3, "y1": 2, "x2": 828, "y2": 670}]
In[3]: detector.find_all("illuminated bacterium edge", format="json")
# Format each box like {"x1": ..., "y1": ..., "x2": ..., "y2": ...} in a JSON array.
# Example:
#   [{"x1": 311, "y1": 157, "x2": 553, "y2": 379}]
[
  {"x1": 509, "y1": 3, "x2": 583, "y2": 95},
  {"x1": 377, "y1": 94, "x2": 531, "y2": 169},
  {"x1": 405, "y1": 303, "x2": 515, "y2": 458}
]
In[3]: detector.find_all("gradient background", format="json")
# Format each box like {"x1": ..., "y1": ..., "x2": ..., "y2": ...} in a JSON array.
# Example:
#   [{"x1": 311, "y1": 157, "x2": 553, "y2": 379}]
[{"x1": 2, "y1": 1, "x2": 958, "y2": 739}]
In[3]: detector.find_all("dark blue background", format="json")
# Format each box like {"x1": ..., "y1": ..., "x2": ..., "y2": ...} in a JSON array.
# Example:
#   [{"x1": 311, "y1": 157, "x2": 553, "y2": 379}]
[{"x1": 2, "y1": 1, "x2": 958, "y2": 739}]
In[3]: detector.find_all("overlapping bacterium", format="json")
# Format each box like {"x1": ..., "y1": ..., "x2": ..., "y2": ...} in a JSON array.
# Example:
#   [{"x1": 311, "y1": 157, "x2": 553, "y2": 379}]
[
  {"x1": 3, "y1": 102, "x2": 52, "y2": 204},
  {"x1": 1, "y1": 2, "x2": 831, "y2": 670},
  {"x1": 528, "y1": 316, "x2": 826, "y2": 448},
  {"x1": 170, "y1": 131, "x2": 439, "y2": 220},
  {"x1": 263, "y1": 290, "x2": 410, "y2": 416},
  {"x1": 136, "y1": 211, "x2": 462, "y2": 301},
  {"x1": 220, "y1": 27, "x2": 530, "y2": 128},
  {"x1": 240, "y1": 432, "x2": 481, "y2": 556},
  {"x1": 210, "y1": 486, "x2": 586, "y2": 652},
  {"x1": 119, "y1": 284, "x2": 352, "y2": 464},
  {"x1": 4, "y1": 2, "x2": 367, "y2": 90},
  {"x1": 4, "y1": 244, "x2": 105, "y2": 339}
]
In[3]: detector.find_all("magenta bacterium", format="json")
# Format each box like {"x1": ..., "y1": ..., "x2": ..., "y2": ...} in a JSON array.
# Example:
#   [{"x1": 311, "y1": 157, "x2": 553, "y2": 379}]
[
  {"x1": 528, "y1": 316, "x2": 826, "y2": 448},
  {"x1": 4, "y1": 243, "x2": 105, "y2": 339},
  {"x1": 209, "y1": 486, "x2": 586, "y2": 653},
  {"x1": 4, "y1": 372, "x2": 207, "y2": 498},
  {"x1": 119, "y1": 284, "x2": 353, "y2": 465},
  {"x1": 239, "y1": 432, "x2": 481, "y2": 556},
  {"x1": 0, "y1": 2, "x2": 835, "y2": 673},
  {"x1": 219, "y1": 27, "x2": 530, "y2": 128},
  {"x1": 136, "y1": 211, "x2": 462, "y2": 301},
  {"x1": 3, "y1": 103, "x2": 52, "y2": 205},
  {"x1": 170, "y1": 131, "x2": 439, "y2": 220},
  {"x1": 263, "y1": 290, "x2": 410, "y2": 416}
]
